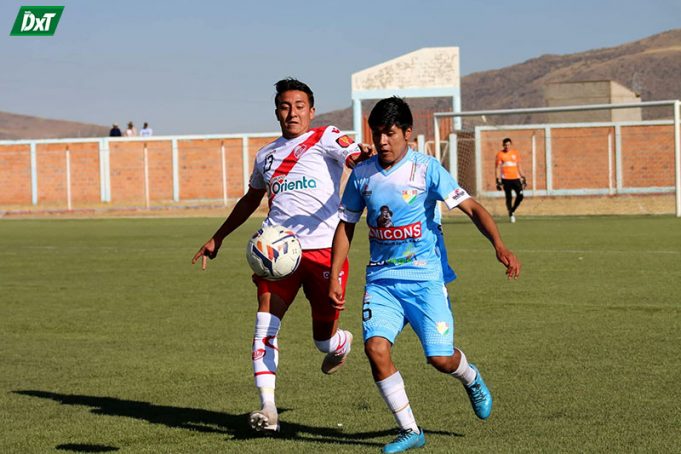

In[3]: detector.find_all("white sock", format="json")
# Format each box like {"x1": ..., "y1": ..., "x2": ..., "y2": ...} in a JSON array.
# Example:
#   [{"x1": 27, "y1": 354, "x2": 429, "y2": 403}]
[
  {"x1": 258, "y1": 387, "x2": 275, "y2": 409},
  {"x1": 314, "y1": 329, "x2": 351, "y2": 355},
  {"x1": 252, "y1": 312, "x2": 280, "y2": 393},
  {"x1": 376, "y1": 371, "x2": 419, "y2": 433},
  {"x1": 451, "y1": 348, "x2": 476, "y2": 386}
]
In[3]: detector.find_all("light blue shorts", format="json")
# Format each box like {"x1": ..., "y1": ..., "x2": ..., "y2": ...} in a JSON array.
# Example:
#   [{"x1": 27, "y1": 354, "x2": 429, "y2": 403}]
[{"x1": 362, "y1": 279, "x2": 455, "y2": 357}]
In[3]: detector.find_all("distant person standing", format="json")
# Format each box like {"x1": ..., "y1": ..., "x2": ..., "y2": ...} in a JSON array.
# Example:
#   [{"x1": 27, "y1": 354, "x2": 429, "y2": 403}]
[
  {"x1": 109, "y1": 124, "x2": 122, "y2": 137},
  {"x1": 140, "y1": 122, "x2": 153, "y2": 137},
  {"x1": 125, "y1": 122, "x2": 137, "y2": 137},
  {"x1": 495, "y1": 138, "x2": 527, "y2": 223}
]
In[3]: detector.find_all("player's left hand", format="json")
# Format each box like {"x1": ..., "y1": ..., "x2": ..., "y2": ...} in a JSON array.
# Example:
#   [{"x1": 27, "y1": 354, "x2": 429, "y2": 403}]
[
  {"x1": 328, "y1": 277, "x2": 346, "y2": 311},
  {"x1": 521, "y1": 176, "x2": 527, "y2": 189},
  {"x1": 495, "y1": 246, "x2": 521, "y2": 279}
]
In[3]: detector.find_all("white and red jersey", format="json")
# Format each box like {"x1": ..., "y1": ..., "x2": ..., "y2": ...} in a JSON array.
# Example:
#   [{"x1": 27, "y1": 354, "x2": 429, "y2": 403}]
[{"x1": 249, "y1": 126, "x2": 360, "y2": 250}]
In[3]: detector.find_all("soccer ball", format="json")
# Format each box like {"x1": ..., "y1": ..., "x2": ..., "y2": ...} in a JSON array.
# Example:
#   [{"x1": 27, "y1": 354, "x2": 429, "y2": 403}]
[{"x1": 246, "y1": 225, "x2": 302, "y2": 280}]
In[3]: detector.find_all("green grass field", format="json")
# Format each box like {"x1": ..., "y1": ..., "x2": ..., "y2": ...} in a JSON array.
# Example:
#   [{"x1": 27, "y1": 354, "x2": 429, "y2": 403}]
[{"x1": 1, "y1": 215, "x2": 680, "y2": 453}]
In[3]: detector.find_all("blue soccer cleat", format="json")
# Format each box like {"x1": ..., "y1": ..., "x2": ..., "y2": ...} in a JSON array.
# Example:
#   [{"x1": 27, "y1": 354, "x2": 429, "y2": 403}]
[
  {"x1": 383, "y1": 427, "x2": 426, "y2": 453},
  {"x1": 464, "y1": 364, "x2": 493, "y2": 419}
]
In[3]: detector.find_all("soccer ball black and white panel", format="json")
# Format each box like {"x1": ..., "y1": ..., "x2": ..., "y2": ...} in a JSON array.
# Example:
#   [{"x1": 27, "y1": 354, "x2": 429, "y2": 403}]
[{"x1": 246, "y1": 225, "x2": 302, "y2": 280}]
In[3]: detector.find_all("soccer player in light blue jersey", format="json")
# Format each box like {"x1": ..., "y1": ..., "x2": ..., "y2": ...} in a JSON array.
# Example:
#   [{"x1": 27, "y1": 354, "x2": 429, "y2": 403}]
[{"x1": 329, "y1": 97, "x2": 521, "y2": 453}]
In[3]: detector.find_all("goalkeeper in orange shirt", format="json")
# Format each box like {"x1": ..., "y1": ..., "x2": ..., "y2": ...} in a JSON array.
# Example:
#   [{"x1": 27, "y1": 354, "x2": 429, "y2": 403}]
[{"x1": 495, "y1": 138, "x2": 527, "y2": 223}]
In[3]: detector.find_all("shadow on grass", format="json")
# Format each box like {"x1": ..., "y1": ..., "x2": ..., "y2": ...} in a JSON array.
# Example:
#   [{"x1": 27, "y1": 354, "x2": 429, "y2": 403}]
[
  {"x1": 56, "y1": 443, "x2": 119, "y2": 452},
  {"x1": 14, "y1": 390, "x2": 461, "y2": 447}
]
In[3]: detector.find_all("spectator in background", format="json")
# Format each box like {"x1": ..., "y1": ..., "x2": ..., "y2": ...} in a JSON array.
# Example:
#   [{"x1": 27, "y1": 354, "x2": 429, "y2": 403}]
[
  {"x1": 140, "y1": 122, "x2": 153, "y2": 137},
  {"x1": 109, "y1": 124, "x2": 122, "y2": 137},
  {"x1": 125, "y1": 122, "x2": 137, "y2": 137}
]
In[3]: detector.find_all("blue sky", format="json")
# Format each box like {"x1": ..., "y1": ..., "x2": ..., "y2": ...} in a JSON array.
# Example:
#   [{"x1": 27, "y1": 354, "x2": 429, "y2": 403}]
[{"x1": 1, "y1": 0, "x2": 679, "y2": 135}]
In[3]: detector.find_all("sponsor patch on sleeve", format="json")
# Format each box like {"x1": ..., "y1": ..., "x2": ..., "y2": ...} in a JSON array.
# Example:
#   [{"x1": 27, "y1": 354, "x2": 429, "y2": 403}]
[
  {"x1": 444, "y1": 187, "x2": 470, "y2": 209},
  {"x1": 336, "y1": 135, "x2": 354, "y2": 148}
]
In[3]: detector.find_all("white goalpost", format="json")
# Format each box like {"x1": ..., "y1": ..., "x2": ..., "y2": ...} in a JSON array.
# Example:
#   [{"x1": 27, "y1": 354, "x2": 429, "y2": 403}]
[{"x1": 433, "y1": 100, "x2": 681, "y2": 217}]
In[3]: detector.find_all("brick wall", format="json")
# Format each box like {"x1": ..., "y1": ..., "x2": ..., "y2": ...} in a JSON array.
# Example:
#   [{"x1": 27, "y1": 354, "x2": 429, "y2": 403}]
[
  {"x1": 180, "y1": 139, "x2": 227, "y2": 200},
  {"x1": 109, "y1": 141, "x2": 146, "y2": 204},
  {"x1": 552, "y1": 127, "x2": 612, "y2": 190},
  {"x1": 0, "y1": 125, "x2": 675, "y2": 214},
  {"x1": 621, "y1": 125, "x2": 674, "y2": 187},
  {"x1": 68, "y1": 142, "x2": 101, "y2": 204},
  {"x1": 0, "y1": 144, "x2": 32, "y2": 206},
  {"x1": 479, "y1": 124, "x2": 675, "y2": 195}
]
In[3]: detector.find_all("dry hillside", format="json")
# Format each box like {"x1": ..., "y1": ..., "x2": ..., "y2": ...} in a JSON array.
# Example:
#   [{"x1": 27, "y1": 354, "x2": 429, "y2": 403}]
[
  {"x1": 0, "y1": 111, "x2": 109, "y2": 141},
  {"x1": 313, "y1": 28, "x2": 681, "y2": 132}
]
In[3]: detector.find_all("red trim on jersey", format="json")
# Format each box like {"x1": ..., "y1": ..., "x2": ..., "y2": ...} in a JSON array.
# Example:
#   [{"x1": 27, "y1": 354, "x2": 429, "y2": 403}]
[
  {"x1": 268, "y1": 127, "x2": 326, "y2": 207},
  {"x1": 345, "y1": 151, "x2": 361, "y2": 168}
]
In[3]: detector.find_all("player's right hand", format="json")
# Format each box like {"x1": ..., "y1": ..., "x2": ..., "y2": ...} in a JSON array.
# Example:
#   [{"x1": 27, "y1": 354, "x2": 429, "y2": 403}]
[
  {"x1": 496, "y1": 178, "x2": 502, "y2": 191},
  {"x1": 348, "y1": 143, "x2": 375, "y2": 168},
  {"x1": 192, "y1": 238, "x2": 221, "y2": 271},
  {"x1": 358, "y1": 143, "x2": 375, "y2": 157},
  {"x1": 328, "y1": 278, "x2": 345, "y2": 311}
]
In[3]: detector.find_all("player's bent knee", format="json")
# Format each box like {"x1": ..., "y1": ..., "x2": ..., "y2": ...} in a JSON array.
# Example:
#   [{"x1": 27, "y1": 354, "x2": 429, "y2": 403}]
[
  {"x1": 364, "y1": 337, "x2": 391, "y2": 362},
  {"x1": 427, "y1": 355, "x2": 456, "y2": 373}
]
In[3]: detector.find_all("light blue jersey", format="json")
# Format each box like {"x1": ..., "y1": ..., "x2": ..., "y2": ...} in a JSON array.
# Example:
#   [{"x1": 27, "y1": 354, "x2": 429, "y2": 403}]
[
  {"x1": 434, "y1": 204, "x2": 457, "y2": 283},
  {"x1": 339, "y1": 149, "x2": 470, "y2": 283}
]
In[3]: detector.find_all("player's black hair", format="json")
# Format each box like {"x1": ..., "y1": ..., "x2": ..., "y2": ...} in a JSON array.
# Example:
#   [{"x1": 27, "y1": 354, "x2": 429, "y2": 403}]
[
  {"x1": 368, "y1": 96, "x2": 413, "y2": 133},
  {"x1": 503, "y1": 137, "x2": 512, "y2": 145},
  {"x1": 275, "y1": 78, "x2": 314, "y2": 107}
]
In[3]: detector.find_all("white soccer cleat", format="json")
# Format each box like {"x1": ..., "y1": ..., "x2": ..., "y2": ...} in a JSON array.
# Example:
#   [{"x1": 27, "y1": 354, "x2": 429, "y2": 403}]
[
  {"x1": 248, "y1": 404, "x2": 280, "y2": 432},
  {"x1": 510, "y1": 215, "x2": 516, "y2": 223},
  {"x1": 321, "y1": 330, "x2": 353, "y2": 375}
]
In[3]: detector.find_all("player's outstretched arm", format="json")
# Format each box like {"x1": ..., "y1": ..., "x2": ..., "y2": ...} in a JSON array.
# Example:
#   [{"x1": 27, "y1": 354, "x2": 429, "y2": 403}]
[
  {"x1": 192, "y1": 187, "x2": 266, "y2": 270},
  {"x1": 329, "y1": 221, "x2": 355, "y2": 310},
  {"x1": 457, "y1": 198, "x2": 521, "y2": 279}
]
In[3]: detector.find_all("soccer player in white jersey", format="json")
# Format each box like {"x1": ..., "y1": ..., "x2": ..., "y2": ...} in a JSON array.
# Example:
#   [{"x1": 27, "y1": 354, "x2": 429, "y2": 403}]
[
  {"x1": 329, "y1": 97, "x2": 521, "y2": 453},
  {"x1": 192, "y1": 78, "x2": 370, "y2": 433}
]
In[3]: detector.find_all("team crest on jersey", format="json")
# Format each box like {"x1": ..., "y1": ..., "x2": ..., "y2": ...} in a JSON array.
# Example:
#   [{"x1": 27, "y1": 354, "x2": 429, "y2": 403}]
[
  {"x1": 361, "y1": 183, "x2": 372, "y2": 197},
  {"x1": 436, "y1": 321, "x2": 450, "y2": 335},
  {"x1": 335, "y1": 135, "x2": 354, "y2": 148},
  {"x1": 293, "y1": 144, "x2": 308, "y2": 159},
  {"x1": 401, "y1": 189, "x2": 419, "y2": 204}
]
